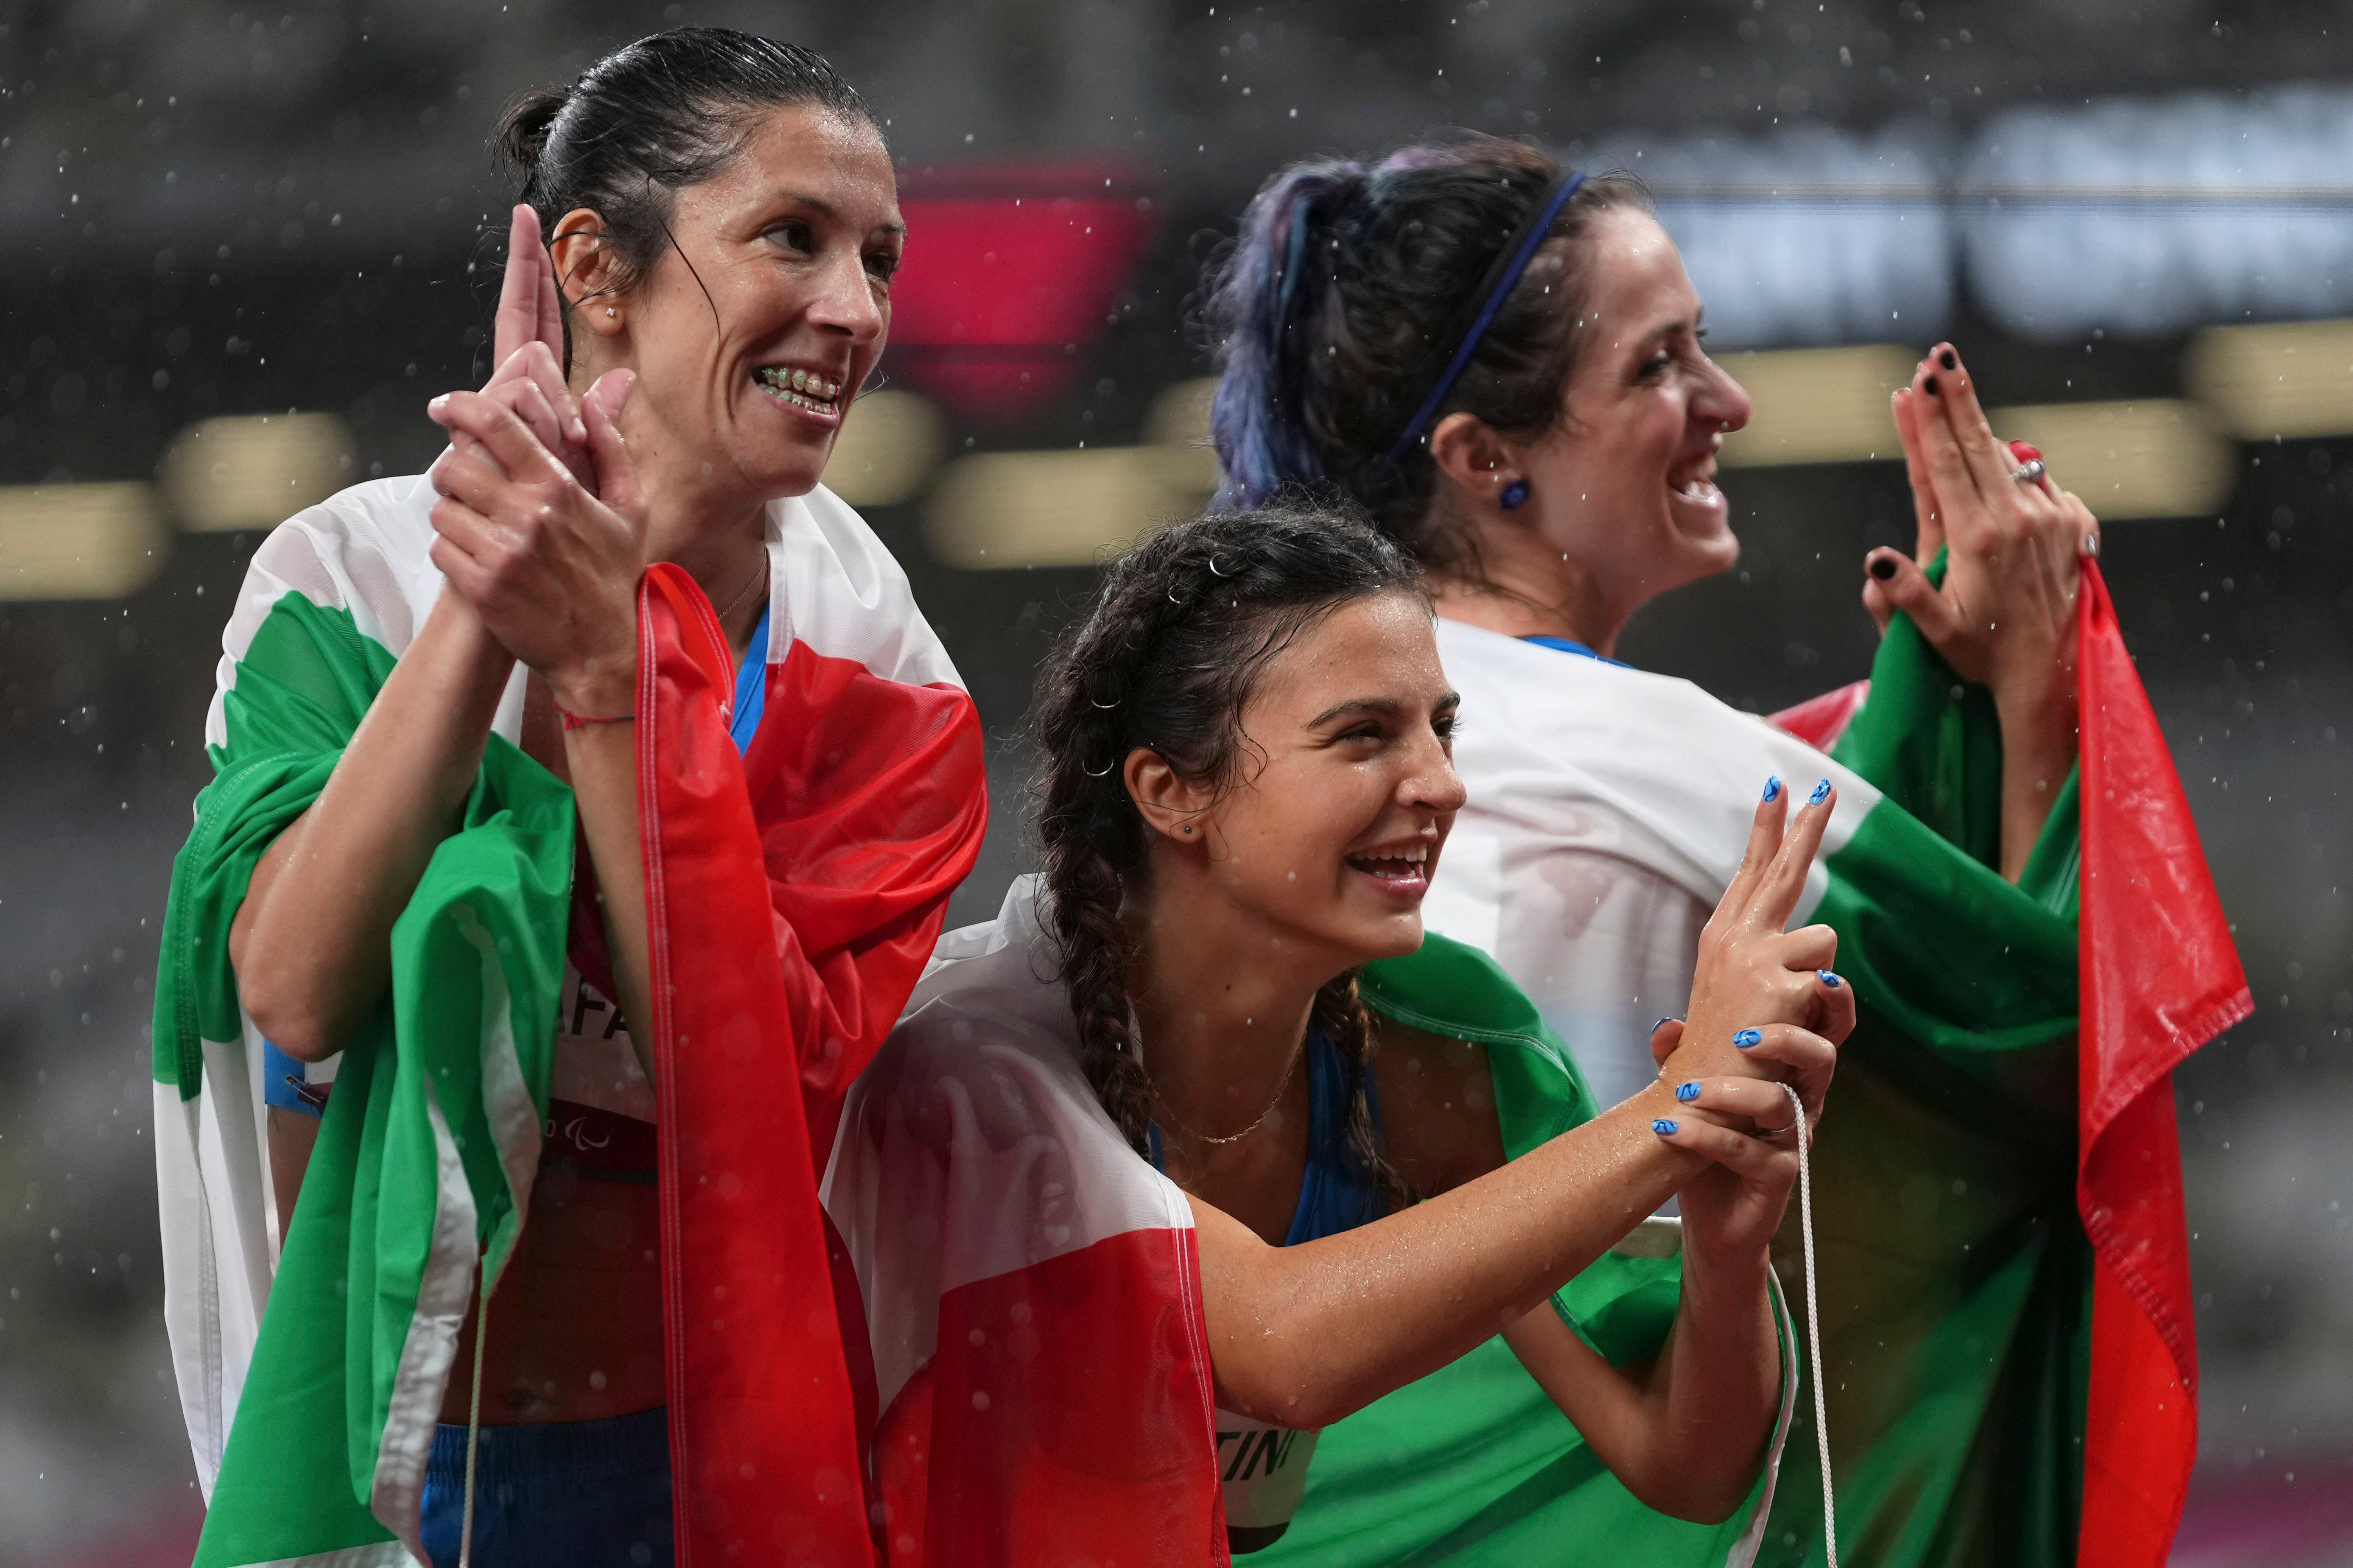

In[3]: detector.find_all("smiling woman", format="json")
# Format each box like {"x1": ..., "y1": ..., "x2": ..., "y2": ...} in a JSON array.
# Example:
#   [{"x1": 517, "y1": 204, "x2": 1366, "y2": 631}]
[
  {"x1": 154, "y1": 29, "x2": 987, "y2": 1568},
  {"x1": 1203, "y1": 135, "x2": 2114, "y2": 1565},
  {"x1": 825, "y1": 502, "x2": 1855, "y2": 1565}
]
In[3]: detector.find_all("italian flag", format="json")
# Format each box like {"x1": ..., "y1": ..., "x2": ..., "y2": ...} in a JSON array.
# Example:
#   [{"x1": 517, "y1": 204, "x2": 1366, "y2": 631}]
[
  {"x1": 1271, "y1": 559, "x2": 2239, "y2": 1565},
  {"x1": 152, "y1": 477, "x2": 987, "y2": 1565},
  {"x1": 823, "y1": 878, "x2": 1799, "y2": 1568},
  {"x1": 1754, "y1": 559, "x2": 2244, "y2": 1567}
]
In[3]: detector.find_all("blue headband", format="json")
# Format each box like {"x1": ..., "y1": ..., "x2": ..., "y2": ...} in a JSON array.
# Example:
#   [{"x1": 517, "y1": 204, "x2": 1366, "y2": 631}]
[{"x1": 1384, "y1": 170, "x2": 1586, "y2": 466}]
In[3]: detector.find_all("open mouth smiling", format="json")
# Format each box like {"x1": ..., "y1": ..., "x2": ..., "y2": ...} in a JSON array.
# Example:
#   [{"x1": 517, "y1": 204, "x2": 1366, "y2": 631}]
[
  {"x1": 1666, "y1": 449, "x2": 1721, "y2": 505},
  {"x1": 1344, "y1": 840, "x2": 1432, "y2": 894},
  {"x1": 754, "y1": 365, "x2": 843, "y2": 417}
]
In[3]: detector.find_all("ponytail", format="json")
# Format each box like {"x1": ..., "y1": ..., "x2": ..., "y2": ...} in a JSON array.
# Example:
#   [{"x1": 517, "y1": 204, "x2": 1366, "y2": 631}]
[{"x1": 1206, "y1": 159, "x2": 1365, "y2": 509}]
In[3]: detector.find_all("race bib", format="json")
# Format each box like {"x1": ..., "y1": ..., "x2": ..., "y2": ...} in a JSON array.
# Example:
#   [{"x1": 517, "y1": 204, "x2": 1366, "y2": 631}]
[{"x1": 1215, "y1": 1408, "x2": 1320, "y2": 1554}]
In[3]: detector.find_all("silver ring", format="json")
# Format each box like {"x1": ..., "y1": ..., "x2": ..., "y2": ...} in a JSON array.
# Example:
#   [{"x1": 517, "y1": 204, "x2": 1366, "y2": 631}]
[
  {"x1": 2009, "y1": 458, "x2": 2048, "y2": 484},
  {"x1": 1750, "y1": 1120, "x2": 1798, "y2": 1139}
]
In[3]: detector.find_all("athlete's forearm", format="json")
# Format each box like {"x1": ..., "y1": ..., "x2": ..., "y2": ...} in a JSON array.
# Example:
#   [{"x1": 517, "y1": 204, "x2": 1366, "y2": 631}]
[
  {"x1": 1638, "y1": 1245, "x2": 1781, "y2": 1520},
  {"x1": 1196, "y1": 1080, "x2": 1709, "y2": 1429},
  {"x1": 561, "y1": 708, "x2": 654, "y2": 1087},
  {"x1": 232, "y1": 591, "x2": 515, "y2": 1059},
  {"x1": 1995, "y1": 683, "x2": 2078, "y2": 882},
  {"x1": 1494, "y1": 1239, "x2": 1776, "y2": 1523}
]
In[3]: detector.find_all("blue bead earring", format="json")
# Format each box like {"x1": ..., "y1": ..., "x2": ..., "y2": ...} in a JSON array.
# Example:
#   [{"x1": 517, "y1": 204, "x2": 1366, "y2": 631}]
[{"x1": 1500, "y1": 478, "x2": 1530, "y2": 510}]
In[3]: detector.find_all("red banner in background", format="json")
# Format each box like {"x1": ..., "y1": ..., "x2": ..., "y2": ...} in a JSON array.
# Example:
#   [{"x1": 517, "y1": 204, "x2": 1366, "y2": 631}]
[{"x1": 887, "y1": 161, "x2": 1159, "y2": 425}]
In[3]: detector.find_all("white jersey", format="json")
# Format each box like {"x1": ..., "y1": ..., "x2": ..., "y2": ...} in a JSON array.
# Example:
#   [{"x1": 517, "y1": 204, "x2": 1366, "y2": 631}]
[{"x1": 1422, "y1": 619, "x2": 1879, "y2": 1112}]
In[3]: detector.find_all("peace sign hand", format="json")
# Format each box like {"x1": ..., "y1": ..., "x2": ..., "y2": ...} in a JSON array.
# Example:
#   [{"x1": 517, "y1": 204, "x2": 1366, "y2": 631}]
[
  {"x1": 1655, "y1": 780, "x2": 1852, "y2": 1129},
  {"x1": 1647, "y1": 781, "x2": 1852, "y2": 1264}
]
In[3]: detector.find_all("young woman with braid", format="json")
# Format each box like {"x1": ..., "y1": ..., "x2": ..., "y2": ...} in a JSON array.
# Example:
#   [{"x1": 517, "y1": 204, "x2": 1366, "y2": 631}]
[
  {"x1": 824, "y1": 502, "x2": 1854, "y2": 1566},
  {"x1": 1196, "y1": 137, "x2": 2121, "y2": 1565}
]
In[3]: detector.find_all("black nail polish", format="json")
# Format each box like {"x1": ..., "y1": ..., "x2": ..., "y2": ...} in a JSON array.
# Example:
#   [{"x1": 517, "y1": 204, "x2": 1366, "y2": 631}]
[
  {"x1": 1923, "y1": 375, "x2": 1940, "y2": 397},
  {"x1": 1939, "y1": 349, "x2": 1958, "y2": 371},
  {"x1": 1869, "y1": 556, "x2": 1897, "y2": 581}
]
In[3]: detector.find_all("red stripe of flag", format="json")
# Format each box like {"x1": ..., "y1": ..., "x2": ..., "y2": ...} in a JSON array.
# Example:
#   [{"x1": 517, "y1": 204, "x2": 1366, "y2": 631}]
[
  {"x1": 2075, "y1": 559, "x2": 2251, "y2": 1566},
  {"x1": 637, "y1": 564, "x2": 987, "y2": 1568}
]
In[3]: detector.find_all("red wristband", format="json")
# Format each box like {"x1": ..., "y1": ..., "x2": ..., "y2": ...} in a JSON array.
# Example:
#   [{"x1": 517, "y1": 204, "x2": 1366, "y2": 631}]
[{"x1": 559, "y1": 707, "x2": 637, "y2": 731}]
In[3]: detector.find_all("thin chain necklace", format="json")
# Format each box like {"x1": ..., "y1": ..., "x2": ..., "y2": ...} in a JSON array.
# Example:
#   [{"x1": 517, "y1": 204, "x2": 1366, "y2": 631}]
[
  {"x1": 713, "y1": 545, "x2": 766, "y2": 625},
  {"x1": 1151, "y1": 1035, "x2": 1308, "y2": 1148}
]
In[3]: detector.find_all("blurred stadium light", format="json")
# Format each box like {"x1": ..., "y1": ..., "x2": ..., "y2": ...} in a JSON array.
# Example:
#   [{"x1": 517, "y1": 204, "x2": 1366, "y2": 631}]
[
  {"x1": 0, "y1": 483, "x2": 170, "y2": 600},
  {"x1": 161, "y1": 413, "x2": 355, "y2": 533},
  {"x1": 1962, "y1": 88, "x2": 2353, "y2": 342},
  {"x1": 823, "y1": 390, "x2": 948, "y2": 506},
  {"x1": 1589, "y1": 90, "x2": 2353, "y2": 352},
  {"x1": 1992, "y1": 399, "x2": 2235, "y2": 520},
  {"x1": 1717, "y1": 344, "x2": 1914, "y2": 465},
  {"x1": 1600, "y1": 123, "x2": 1956, "y2": 347},
  {"x1": 923, "y1": 380, "x2": 1217, "y2": 568},
  {"x1": 2186, "y1": 318, "x2": 2353, "y2": 440}
]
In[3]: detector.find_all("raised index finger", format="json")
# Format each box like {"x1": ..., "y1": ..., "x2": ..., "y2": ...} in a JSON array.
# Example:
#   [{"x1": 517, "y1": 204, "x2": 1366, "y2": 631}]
[{"x1": 493, "y1": 205, "x2": 553, "y2": 370}]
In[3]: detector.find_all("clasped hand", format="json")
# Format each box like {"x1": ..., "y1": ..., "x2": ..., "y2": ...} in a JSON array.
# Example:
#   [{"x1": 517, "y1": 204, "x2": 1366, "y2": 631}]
[
  {"x1": 1649, "y1": 781, "x2": 1853, "y2": 1264},
  {"x1": 425, "y1": 206, "x2": 646, "y2": 718},
  {"x1": 1865, "y1": 343, "x2": 2099, "y2": 719}
]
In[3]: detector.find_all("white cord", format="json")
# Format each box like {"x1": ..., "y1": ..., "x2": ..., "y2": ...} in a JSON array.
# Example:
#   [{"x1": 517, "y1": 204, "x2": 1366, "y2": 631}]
[
  {"x1": 1782, "y1": 1082, "x2": 1838, "y2": 1568},
  {"x1": 459, "y1": 1257, "x2": 489, "y2": 1568}
]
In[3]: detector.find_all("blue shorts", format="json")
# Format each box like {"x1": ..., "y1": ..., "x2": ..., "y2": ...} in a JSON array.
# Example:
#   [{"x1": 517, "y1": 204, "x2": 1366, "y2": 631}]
[{"x1": 420, "y1": 1405, "x2": 672, "y2": 1568}]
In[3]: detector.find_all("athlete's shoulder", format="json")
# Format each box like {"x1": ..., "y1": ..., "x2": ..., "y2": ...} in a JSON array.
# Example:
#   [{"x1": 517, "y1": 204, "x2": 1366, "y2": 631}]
[
  {"x1": 768, "y1": 484, "x2": 963, "y2": 690},
  {"x1": 1436, "y1": 617, "x2": 1737, "y2": 738}
]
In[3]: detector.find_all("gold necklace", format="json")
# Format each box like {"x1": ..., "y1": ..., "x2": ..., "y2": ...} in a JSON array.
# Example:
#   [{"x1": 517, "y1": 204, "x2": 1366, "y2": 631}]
[
  {"x1": 713, "y1": 546, "x2": 766, "y2": 624},
  {"x1": 1152, "y1": 1037, "x2": 1307, "y2": 1148}
]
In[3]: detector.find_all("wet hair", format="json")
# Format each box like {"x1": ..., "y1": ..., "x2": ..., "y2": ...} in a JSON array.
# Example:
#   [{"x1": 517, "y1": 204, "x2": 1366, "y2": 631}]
[
  {"x1": 493, "y1": 28, "x2": 873, "y2": 357},
  {"x1": 1030, "y1": 501, "x2": 1422, "y2": 1205},
  {"x1": 1200, "y1": 135, "x2": 1650, "y2": 576}
]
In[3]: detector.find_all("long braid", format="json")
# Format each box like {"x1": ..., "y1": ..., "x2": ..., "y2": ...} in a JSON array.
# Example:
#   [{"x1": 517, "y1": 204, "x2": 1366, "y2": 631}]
[
  {"x1": 1312, "y1": 975, "x2": 1414, "y2": 1211},
  {"x1": 1028, "y1": 502, "x2": 1424, "y2": 1165},
  {"x1": 1052, "y1": 839, "x2": 1155, "y2": 1154}
]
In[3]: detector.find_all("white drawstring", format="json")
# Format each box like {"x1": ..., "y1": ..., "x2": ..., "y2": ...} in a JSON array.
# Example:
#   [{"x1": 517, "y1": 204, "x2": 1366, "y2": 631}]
[
  {"x1": 459, "y1": 1257, "x2": 489, "y2": 1568},
  {"x1": 1783, "y1": 1081, "x2": 1838, "y2": 1568}
]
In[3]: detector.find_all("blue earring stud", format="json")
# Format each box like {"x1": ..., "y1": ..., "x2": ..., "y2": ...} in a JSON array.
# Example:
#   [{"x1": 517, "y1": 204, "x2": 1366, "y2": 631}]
[{"x1": 1500, "y1": 479, "x2": 1530, "y2": 510}]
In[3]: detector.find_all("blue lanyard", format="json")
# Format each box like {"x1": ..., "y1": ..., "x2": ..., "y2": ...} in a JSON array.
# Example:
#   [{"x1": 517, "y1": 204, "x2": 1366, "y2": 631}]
[
  {"x1": 729, "y1": 599, "x2": 771, "y2": 756},
  {"x1": 1520, "y1": 634, "x2": 1630, "y2": 668}
]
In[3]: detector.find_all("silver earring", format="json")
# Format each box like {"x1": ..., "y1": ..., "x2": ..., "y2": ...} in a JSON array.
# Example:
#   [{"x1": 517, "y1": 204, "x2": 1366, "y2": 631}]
[{"x1": 605, "y1": 307, "x2": 616, "y2": 318}]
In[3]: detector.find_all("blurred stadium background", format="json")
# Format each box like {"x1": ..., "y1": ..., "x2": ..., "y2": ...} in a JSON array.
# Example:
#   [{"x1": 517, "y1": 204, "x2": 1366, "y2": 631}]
[{"x1": 3, "y1": 2, "x2": 2350, "y2": 1562}]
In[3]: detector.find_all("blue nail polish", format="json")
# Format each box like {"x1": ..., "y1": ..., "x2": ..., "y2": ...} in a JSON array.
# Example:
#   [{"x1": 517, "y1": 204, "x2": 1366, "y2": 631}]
[
  {"x1": 1676, "y1": 1081, "x2": 1701, "y2": 1102},
  {"x1": 1762, "y1": 775, "x2": 1782, "y2": 803},
  {"x1": 1808, "y1": 778, "x2": 1832, "y2": 806},
  {"x1": 1818, "y1": 970, "x2": 1843, "y2": 989},
  {"x1": 1652, "y1": 1016, "x2": 1679, "y2": 1032},
  {"x1": 1734, "y1": 1028, "x2": 1763, "y2": 1048},
  {"x1": 1652, "y1": 1118, "x2": 1679, "y2": 1136}
]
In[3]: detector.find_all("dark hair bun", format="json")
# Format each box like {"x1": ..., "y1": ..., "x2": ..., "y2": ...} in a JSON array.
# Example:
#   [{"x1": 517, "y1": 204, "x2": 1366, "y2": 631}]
[{"x1": 492, "y1": 84, "x2": 570, "y2": 181}]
